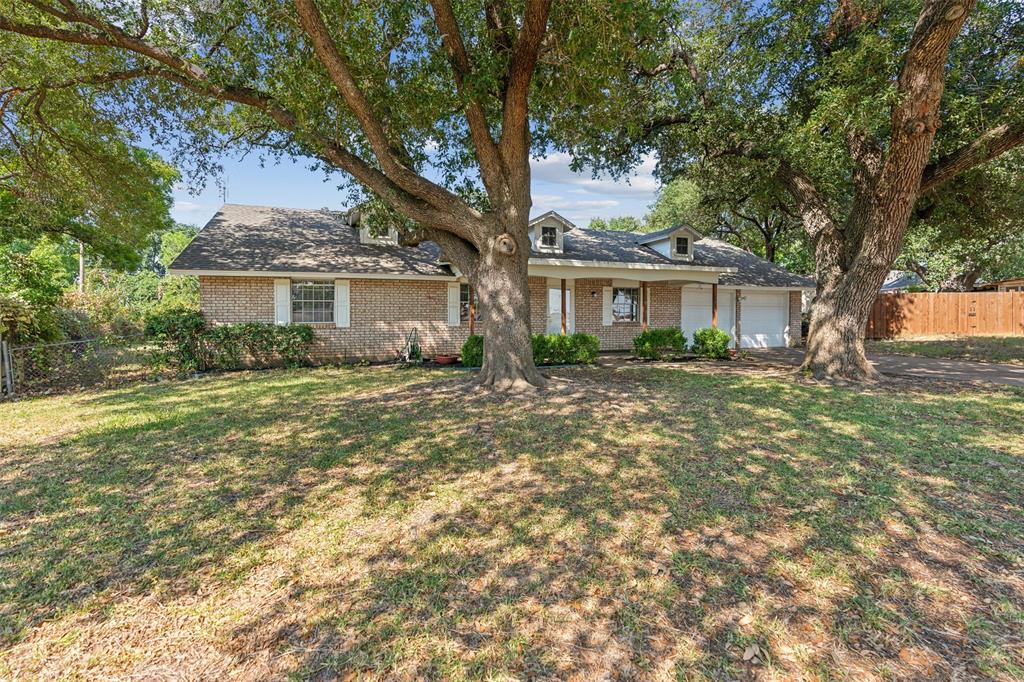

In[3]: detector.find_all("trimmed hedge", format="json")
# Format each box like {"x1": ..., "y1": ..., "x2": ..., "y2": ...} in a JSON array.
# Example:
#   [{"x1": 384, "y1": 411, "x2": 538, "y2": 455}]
[
  {"x1": 460, "y1": 333, "x2": 600, "y2": 367},
  {"x1": 632, "y1": 327, "x2": 687, "y2": 360},
  {"x1": 691, "y1": 327, "x2": 732, "y2": 359},
  {"x1": 146, "y1": 308, "x2": 315, "y2": 370}
]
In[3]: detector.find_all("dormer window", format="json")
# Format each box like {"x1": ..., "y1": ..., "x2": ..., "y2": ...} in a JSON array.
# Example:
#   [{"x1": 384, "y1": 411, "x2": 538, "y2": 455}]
[
  {"x1": 541, "y1": 225, "x2": 558, "y2": 248},
  {"x1": 529, "y1": 211, "x2": 576, "y2": 253},
  {"x1": 637, "y1": 224, "x2": 700, "y2": 261},
  {"x1": 359, "y1": 225, "x2": 398, "y2": 245}
]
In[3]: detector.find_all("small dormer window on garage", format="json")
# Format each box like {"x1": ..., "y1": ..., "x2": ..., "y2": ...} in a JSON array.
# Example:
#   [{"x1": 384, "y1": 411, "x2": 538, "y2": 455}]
[{"x1": 675, "y1": 236, "x2": 690, "y2": 257}]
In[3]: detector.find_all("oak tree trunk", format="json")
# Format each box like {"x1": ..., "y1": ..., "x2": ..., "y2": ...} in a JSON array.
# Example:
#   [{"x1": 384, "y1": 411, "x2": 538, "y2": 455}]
[
  {"x1": 472, "y1": 227, "x2": 545, "y2": 392},
  {"x1": 802, "y1": 271, "x2": 882, "y2": 381}
]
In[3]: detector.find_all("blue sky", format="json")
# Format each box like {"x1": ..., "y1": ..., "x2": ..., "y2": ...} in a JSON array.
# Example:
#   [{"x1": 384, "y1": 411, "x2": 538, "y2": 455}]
[{"x1": 170, "y1": 151, "x2": 662, "y2": 228}]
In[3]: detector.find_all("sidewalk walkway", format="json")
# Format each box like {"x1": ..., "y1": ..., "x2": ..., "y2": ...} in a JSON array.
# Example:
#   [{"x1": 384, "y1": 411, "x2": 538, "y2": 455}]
[{"x1": 748, "y1": 348, "x2": 1024, "y2": 388}]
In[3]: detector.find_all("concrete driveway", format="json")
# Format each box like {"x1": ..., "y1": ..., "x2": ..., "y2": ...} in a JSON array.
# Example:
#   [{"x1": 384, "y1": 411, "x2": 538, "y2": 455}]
[{"x1": 749, "y1": 348, "x2": 1024, "y2": 388}]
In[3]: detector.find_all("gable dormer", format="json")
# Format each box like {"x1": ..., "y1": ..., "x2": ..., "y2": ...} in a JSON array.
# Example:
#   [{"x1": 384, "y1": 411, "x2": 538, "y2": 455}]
[
  {"x1": 358, "y1": 225, "x2": 398, "y2": 245},
  {"x1": 345, "y1": 206, "x2": 399, "y2": 245},
  {"x1": 529, "y1": 211, "x2": 576, "y2": 254},
  {"x1": 638, "y1": 225, "x2": 700, "y2": 262}
]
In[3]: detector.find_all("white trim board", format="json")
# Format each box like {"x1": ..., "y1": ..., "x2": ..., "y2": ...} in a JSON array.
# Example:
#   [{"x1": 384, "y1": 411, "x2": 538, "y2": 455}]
[{"x1": 170, "y1": 268, "x2": 458, "y2": 281}]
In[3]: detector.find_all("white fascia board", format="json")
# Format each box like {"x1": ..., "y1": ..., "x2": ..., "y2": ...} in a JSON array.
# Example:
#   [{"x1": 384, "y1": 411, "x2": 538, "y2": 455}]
[
  {"x1": 528, "y1": 262, "x2": 728, "y2": 284},
  {"x1": 528, "y1": 257, "x2": 734, "y2": 273},
  {"x1": 168, "y1": 268, "x2": 458, "y2": 281},
  {"x1": 685, "y1": 282, "x2": 815, "y2": 291}
]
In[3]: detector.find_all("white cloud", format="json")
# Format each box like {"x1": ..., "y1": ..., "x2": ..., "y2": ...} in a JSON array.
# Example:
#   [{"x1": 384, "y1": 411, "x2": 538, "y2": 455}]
[
  {"x1": 171, "y1": 200, "x2": 218, "y2": 225},
  {"x1": 531, "y1": 152, "x2": 659, "y2": 197},
  {"x1": 530, "y1": 152, "x2": 660, "y2": 224}
]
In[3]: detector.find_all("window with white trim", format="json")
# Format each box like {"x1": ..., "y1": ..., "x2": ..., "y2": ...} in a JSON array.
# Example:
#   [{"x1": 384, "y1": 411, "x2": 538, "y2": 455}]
[
  {"x1": 459, "y1": 283, "x2": 481, "y2": 323},
  {"x1": 291, "y1": 280, "x2": 334, "y2": 323},
  {"x1": 612, "y1": 287, "x2": 639, "y2": 322},
  {"x1": 675, "y1": 236, "x2": 690, "y2": 256},
  {"x1": 540, "y1": 225, "x2": 558, "y2": 248}
]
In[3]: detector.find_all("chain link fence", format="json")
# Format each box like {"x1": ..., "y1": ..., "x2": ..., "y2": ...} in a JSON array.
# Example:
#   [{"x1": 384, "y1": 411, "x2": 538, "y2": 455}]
[{"x1": 1, "y1": 335, "x2": 155, "y2": 398}]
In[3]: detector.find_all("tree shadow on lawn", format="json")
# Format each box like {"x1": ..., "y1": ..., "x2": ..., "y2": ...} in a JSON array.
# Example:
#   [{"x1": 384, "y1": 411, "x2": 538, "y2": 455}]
[
  {"x1": 1, "y1": 366, "x2": 1022, "y2": 680},
  {"x1": 218, "y1": 368, "x2": 1024, "y2": 680}
]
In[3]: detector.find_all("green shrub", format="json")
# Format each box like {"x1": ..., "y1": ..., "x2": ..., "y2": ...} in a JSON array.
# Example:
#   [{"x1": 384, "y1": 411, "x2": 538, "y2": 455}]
[
  {"x1": 0, "y1": 293, "x2": 62, "y2": 345},
  {"x1": 691, "y1": 327, "x2": 732, "y2": 359},
  {"x1": 461, "y1": 334, "x2": 484, "y2": 367},
  {"x1": 566, "y1": 332, "x2": 600, "y2": 364},
  {"x1": 465, "y1": 333, "x2": 598, "y2": 367},
  {"x1": 632, "y1": 327, "x2": 687, "y2": 360},
  {"x1": 145, "y1": 308, "x2": 315, "y2": 371},
  {"x1": 145, "y1": 307, "x2": 208, "y2": 370}
]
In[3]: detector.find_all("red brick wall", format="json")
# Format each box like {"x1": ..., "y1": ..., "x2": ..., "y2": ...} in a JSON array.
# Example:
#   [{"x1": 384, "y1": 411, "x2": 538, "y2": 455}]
[
  {"x1": 573, "y1": 278, "x2": 683, "y2": 350},
  {"x1": 199, "y1": 276, "x2": 471, "y2": 361},
  {"x1": 789, "y1": 290, "x2": 804, "y2": 346},
  {"x1": 200, "y1": 275, "x2": 803, "y2": 358}
]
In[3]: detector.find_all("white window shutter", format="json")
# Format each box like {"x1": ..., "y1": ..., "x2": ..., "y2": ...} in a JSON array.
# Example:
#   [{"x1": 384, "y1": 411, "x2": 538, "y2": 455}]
[
  {"x1": 447, "y1": 282, "x2": 461, "y2": 327},
  {"x1": 602, "y1": 287, "x2": 613, "y2": 326},
  {"x1": 334, "y1": 279, "x2": 350, "y2": 328},
  {"x1": 644, "y1": 286, "x2": 651, "y2": 321},
  {"x1": 274, "y1": 278, "x2": 290, "y2": 325}
]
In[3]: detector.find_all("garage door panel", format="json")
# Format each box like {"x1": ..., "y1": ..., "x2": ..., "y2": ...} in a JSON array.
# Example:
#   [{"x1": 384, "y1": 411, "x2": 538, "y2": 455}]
[
  {"x1": 740, "y1": 292, "x2": 788, "y2": 348},
  {"x1": 681, "y1": 288, "x2": 736, "y2": 346}
]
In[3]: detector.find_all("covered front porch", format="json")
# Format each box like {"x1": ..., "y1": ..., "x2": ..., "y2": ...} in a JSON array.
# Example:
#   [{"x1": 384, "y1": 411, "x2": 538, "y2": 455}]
[{"x1": 524, "y1": 274, "x2": 799, "y2": 350}]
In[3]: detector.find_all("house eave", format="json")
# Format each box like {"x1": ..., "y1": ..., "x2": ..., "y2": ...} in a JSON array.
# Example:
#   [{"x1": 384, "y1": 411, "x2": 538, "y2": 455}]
[
  {"x1": 168, "y1": 268, "x2": 459, "y2": 281},
  {"x1": 527, "y1": 257, "x2": 734, "y2": 273}
]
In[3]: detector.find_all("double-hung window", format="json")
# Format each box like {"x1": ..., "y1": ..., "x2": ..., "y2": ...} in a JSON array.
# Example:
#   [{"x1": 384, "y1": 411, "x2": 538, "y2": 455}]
[
  {"x1": 675, "y1": 236, "x2": 690, "y2": 256},
  {"x1": 612, "y1": 287, "x2": 639, "y2": 322},
  {"x1": 540, "y1": 225, "x2": 558, "y2": 248},
  {"x1": 291, "y1": 280, "x2": 334, "y2": 323}
]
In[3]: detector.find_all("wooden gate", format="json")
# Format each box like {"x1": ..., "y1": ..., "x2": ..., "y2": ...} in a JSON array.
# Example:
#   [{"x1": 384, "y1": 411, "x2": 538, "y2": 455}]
[{"x1": 865, "y1": 292, "x2": 1024, "y2": 339}]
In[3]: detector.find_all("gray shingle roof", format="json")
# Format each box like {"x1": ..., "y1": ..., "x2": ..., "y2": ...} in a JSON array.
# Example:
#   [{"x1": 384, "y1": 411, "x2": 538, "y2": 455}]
[
  {"x1": 693, "y1": 238, "x2": 816, "y2": 288},
  {"x1": 170, "y1": 204, "x2": 452, "y2": 277},
  {"x1": 171, "y1": 204, "x2": 814, "y2": 289},
  {"x1": 534, "y1": 227, "x2": 815, "y2": 288}
]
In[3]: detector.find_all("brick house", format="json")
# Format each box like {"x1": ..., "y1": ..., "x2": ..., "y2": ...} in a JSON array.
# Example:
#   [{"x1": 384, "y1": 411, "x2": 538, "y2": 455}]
[{"x1": 170, "y1": 204, "x2": 814, "y2": 361}]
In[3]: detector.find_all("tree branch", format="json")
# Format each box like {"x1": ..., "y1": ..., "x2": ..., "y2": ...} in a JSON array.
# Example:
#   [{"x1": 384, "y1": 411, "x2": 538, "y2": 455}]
[
  {"x1": 499, "y1": 0, "x2": 551, "y2": 175},
  {"x1": 292, "y1": 0, "x2": 478, "y2": 223},
  {"x1": 3, "y1": 3, "x2": 483, "y2": 241},
  {"x1": 919, "y1": 120, "x2": 1024, "y2": 193},
  {"x1": 426, "y1": 0, "x2": 506, "y2": 199},
  {"x1": 775, "y1": 160, "x2": 836, "y2": 241}
]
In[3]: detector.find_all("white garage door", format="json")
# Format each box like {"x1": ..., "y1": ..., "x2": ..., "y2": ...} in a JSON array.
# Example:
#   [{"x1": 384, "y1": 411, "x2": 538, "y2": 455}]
[
  {"x1": 741, "y1": 292, "x2": 789, "y2": 348},
  {"x1": 681, "y1": 288, "x2": 736, "y2": 347}
]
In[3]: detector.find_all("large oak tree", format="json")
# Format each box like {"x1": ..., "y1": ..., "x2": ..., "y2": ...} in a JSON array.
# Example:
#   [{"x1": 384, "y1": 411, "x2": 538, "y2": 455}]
[
  {"x1": 558, "y1": 0, "x2": 1023, "y2": 380},
  {"x1": 0, "y1": 0, "x2": 667, "y2": 391}
]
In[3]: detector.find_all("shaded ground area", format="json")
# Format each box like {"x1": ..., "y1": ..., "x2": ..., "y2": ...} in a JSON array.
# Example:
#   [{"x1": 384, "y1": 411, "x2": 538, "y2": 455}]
[
  {"x1": 751, "y1": 347, "x2": 1024, "y2": 388},
  {"x1": 866, "y1": 336, "x2": 1024, "y2": 366},
  {"x1": 1, "y1": 365, "x2": 1023, "y2": 680}
]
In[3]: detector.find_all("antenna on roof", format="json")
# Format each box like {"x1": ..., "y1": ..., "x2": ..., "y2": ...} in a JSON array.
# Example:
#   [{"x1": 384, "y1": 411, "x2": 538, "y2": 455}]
[{"x1": 221, "y1": 175, "x2": 229, "y2": 203}]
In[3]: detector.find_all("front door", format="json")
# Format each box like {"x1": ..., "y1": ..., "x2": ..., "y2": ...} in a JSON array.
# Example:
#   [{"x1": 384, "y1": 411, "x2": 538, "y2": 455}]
[{"x1": 547, "y1": 286, "x2": 574, "y2": 334}]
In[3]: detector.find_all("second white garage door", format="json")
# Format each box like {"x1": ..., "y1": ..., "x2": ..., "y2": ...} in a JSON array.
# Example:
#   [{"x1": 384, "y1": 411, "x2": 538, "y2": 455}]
[{"x1": 741, "y1": 291, "x2": 789, "y2": 348}]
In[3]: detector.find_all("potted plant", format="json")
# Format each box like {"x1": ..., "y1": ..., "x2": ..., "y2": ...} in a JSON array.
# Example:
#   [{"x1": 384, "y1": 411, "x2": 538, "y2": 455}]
[{"x1": 435, "y1": 354, "x2": 458, "y2": 365}]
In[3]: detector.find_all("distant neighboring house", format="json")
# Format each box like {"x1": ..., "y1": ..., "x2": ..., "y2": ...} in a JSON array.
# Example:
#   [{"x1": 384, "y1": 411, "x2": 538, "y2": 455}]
[
  {"x1": 169, "y1": 204, "x2": 814, "y2": 361},
  {"x1": 975, "y1": 277, "x2": 1024, "y2": 292},
  {"x1": 881, "y1": 270, "x2": 924, "y2": 292}
]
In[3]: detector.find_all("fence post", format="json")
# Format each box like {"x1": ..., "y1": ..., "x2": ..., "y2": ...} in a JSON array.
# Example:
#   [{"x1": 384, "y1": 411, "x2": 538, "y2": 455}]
[{"x1": 1, "y1": 335, "x2": 12, "y2": 398}]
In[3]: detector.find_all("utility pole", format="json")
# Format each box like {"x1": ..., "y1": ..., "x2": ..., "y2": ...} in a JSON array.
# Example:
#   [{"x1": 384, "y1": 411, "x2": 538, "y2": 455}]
[{"x1": 78, "y1": 240, "x2": 85, "y2": 293}]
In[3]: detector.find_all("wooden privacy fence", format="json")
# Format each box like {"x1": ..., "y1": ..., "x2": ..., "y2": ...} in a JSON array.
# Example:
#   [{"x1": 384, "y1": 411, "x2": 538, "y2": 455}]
[{"x1": 865, "y1": 291, "x2": 1024, "y2": 339}]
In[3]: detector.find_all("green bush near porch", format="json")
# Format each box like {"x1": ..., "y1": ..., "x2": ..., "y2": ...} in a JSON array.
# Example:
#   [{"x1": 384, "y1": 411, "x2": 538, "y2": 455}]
[
  {"x1": 691, "y1": 327, "x2": 732, "y2": 359},
  {"x1": 460, "y1": 333, "x2": 599, "y2": 367},
  {"x1": 632, "y1": 327, "x2": 688, "y2": 360}
]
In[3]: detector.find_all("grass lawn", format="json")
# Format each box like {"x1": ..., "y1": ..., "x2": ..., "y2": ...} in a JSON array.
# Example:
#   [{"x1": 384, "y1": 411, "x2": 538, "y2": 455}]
[
  {"x1": 867, "y1": 336, "x2": 1024, "y2": 365},
  {"x1": 2, "y1": 365, "x2": 1023, "y2": 680}
]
